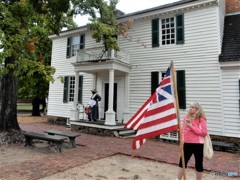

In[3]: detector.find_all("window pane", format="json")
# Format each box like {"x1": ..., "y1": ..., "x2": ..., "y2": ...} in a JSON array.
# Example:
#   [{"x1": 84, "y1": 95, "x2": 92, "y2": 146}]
[
  {"x1": 69, "y1": 77, "x2": 75, "y2": 102},
  {"x1": 72, "y1": 44, "x2": 80, "y2": 56},
  {"x1": 161, "y1": 17, "x2": 175, "y2": 45},
  {"x1": 72, "y1": 36, "x2": 80, "y2": 45}
]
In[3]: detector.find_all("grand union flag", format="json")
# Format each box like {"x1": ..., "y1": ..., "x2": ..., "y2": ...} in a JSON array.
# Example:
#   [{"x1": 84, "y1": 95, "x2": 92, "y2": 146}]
[{"x1": 125, "y1": 63, "x2": 179, "y2": 149}]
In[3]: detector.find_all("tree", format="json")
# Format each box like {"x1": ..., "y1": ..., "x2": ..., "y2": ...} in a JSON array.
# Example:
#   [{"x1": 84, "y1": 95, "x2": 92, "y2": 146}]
[
  {"x1": 0, "y1": 0, "x2": 70, "y2": 134},
  {"x1": 17, "y1": 13, "x2": 77, "y2": 117},
  {"x1": 72, "y1": 0, "x2": 133, "y2": 58},
  {"x1": 0, "y1": 0, "x2": 128, "y2": 143}
]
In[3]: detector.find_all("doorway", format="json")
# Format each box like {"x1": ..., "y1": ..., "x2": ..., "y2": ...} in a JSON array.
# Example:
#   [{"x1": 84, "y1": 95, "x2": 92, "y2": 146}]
[{"x1": 104, "y1": 83, "x2": 117, "y2": 119}]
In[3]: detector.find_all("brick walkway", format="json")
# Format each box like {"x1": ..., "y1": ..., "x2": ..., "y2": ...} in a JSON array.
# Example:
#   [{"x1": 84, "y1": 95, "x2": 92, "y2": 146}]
[{"x1": 0, "y1": 122, "x2": 239, "y2": 179}]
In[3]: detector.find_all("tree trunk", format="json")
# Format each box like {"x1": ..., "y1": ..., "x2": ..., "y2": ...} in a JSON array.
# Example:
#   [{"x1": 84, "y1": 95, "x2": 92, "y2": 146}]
[
  {"x1": 32, "y1": 97, "x2": 41, "y2": 116},
  {"x1": 0, "y1": 56, "x2": 20, "y2": 132}
]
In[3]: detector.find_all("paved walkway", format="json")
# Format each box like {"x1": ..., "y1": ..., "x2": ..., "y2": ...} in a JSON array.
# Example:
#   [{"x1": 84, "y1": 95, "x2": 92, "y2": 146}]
[{"x1": 0, "y1": 122, "x2": 239, "y2": 179}]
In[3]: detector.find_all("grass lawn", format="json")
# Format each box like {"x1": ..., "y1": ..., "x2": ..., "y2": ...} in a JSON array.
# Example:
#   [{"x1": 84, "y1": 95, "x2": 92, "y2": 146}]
[{"x1": 17, "y1": 104, "x2": 32, "y2": 110}]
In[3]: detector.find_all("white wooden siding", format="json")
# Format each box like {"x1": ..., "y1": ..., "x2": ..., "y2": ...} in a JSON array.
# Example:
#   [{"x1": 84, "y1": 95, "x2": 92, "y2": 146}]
[
  {"x1": 118, "y1": 6, "x2": 224, "y2": 136},
  {"x1": 221, "y1": 68, "x2": 240, "y2": 138},
  {"x1": 48, "y1": 35, "x2": 95, "y2": 118},
  {"x1": 48, "y1": 1, "x2": 239, "y2": 138}
]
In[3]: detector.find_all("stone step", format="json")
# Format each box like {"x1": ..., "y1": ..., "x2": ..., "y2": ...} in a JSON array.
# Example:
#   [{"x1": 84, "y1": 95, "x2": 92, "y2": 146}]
[{"x1": 113, "y1": 129, "x2": 136, "y2": 138}]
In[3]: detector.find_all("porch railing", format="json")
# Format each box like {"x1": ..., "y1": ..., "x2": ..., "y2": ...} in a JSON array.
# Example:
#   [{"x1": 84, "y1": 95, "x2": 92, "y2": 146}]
[{"x1": 76, "y1": 47, "x2": 129, "y2": 64}]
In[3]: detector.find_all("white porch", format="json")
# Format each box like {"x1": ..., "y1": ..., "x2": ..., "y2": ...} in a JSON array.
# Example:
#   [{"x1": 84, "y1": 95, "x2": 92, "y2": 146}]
[{"x1": 70, "y1": 49, "x2": 131, "y2": 126}]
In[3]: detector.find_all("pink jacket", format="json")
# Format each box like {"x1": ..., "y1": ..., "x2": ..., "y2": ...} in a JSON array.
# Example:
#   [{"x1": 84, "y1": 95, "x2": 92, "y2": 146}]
[{"x1": 182, "y1": 115, "x2": 208, "y2": 144}]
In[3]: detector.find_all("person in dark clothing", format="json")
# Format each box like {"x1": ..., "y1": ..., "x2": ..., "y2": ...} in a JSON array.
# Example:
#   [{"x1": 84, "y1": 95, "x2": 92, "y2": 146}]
[{"x1": 89, "y1": 89, "x2": 101, "y2": 121}]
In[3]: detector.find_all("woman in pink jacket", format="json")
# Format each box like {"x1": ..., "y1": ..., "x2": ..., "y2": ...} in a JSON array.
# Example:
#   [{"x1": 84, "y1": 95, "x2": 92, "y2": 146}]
[{"x1": 176, "y1": 102, "x2": 208, "y2": 180}]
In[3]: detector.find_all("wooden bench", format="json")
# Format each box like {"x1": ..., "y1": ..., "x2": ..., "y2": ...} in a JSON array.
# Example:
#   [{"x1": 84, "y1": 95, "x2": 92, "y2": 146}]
[
  {"x1": 22, "y1": 131, "x2": 67, "y2": 153},
  {"x1": 212, "y1": 141, "x2": 234, "y2": 151},
  {"x1": 44, "y1": 130, "x2": 81, "y2": 148}
]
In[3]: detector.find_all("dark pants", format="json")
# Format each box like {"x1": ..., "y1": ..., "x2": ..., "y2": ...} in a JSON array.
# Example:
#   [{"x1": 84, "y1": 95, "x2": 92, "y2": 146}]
[
  {"x1": 91, "y1": 105, "x2": 99, "y2": 121},
  {"x1": 178, "y1": 143, "x2": 204, "y2": 172}
]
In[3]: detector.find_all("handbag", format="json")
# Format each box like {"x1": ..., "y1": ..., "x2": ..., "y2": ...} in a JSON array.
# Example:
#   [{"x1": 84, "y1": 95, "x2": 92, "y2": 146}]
[{"x1": 204, "y1": 134, "x2": 214, "y2": 160}]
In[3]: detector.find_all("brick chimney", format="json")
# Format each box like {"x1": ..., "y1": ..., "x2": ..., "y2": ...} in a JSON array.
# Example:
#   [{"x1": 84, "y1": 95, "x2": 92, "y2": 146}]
[{"x1": 225, "y1": 0, "x2": 240, "y2": 14}]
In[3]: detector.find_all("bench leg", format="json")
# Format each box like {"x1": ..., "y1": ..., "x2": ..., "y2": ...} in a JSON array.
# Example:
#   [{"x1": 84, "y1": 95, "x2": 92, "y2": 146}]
[
  {"x1": 55, "y1": 142, "x2": 63, "y2": 153},
  {"x1": 24, "y1": 136, "x2": 33, "y2": 146},
  {"x1": 69, "y1": 137, "x2": 76, "y2": 148}
]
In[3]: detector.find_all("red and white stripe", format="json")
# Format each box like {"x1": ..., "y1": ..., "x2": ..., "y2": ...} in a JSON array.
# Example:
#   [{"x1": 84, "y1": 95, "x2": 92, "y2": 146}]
[{"x1": 125, "y1": 63, "x2": 179, "y2": 150}]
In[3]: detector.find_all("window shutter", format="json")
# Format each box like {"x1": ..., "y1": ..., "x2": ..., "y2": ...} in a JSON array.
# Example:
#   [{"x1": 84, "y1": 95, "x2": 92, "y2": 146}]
[
  {"x1": 78, "y1": 76, "x2": 83, "y2": 103},
  {"x1": 177, "y1": 70, "x2": 186, "y2": 109},
  {"x1": 66, "y1": 37, "x2": 71, "y2": 58},
  {"x1": 176, "y1": 14, "x2": 184, "y2": 44},
  {"x1": 80, "y1": 34, "x2": 85, "y2": 49},
  {"x1": 151, "y1": 71, "x2": 159, "y2": 94},
  {"x1": 152, "y1": 19, "x2": 159, "y2": 47},
  {"x1": 63, "y1": 76, "x2": 69, "y2": 103}
]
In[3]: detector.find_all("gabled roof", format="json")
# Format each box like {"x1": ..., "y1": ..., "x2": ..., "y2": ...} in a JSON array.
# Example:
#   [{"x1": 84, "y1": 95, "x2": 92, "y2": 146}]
[{"x1": 219, "y1": 14, "x2": 240, "y2": 62}]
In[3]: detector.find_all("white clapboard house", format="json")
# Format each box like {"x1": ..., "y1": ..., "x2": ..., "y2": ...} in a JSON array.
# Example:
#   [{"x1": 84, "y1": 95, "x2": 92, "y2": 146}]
[{"x1": 48, "y1": 0, "x2": 240, "y2": 140}]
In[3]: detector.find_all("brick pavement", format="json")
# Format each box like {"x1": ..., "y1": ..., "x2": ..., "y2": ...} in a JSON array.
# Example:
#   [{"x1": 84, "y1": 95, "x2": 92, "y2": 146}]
[{"x1": 0, "y1": 122, "x2": 239, "y2": 179}]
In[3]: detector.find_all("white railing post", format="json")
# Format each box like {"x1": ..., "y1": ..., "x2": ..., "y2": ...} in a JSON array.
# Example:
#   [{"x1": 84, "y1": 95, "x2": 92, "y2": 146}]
[
  {"x1": 111, "y1": 49, "x2": 114, "y2": 59},
  {"x1": 75, "y1": 47, "x2": 129, "y2": 63}
]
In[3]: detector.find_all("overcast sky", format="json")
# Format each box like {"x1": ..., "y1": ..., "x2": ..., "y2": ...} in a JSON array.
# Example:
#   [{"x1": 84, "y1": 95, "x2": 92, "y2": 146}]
[{"x1": 74, "y1": 0, "x2": 180, "y2": 26}]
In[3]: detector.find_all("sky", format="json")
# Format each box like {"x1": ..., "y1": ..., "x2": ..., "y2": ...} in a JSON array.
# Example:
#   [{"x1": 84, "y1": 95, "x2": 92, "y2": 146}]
[{"x1": 74, "y1": 0, "x2": 180, "y2": 26}]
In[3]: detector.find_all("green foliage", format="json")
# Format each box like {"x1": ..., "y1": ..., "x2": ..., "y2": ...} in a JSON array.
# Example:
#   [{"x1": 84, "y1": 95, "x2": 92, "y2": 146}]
[
  {"x1": 72, "y1": 0, "x2": 119, "y2": 52},
  {"x1": 0, "y1": 0, "x2": 73, "y2": 100}
]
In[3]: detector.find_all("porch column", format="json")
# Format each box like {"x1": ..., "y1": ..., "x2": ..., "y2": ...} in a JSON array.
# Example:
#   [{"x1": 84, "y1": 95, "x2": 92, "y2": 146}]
[
  {"x1": 105, "y1": 68, "x2": 116, "y2": 125},
  {"x1": 70, "y1": 71, "x2": 79, "y2": 121},
  {"x1": 123, "y1": 73, "x2": 130, "y2": 123}
]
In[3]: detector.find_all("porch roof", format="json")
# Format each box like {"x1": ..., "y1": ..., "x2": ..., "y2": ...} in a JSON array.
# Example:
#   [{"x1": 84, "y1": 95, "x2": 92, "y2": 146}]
[{"x1": 72, "y1": 59, "x2": 131, "y2": 74}]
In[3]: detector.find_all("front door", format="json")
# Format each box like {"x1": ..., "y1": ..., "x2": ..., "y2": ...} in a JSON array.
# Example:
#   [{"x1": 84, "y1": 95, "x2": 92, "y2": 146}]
[{"x1": 104, "y1": 83, "x2": 117, "y2": 119}]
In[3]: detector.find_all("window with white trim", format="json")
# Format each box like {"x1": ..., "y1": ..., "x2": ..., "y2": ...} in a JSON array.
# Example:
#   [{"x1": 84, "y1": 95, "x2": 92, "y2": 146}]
[
  {"x1": 69, "y1": 76, "x2": 75, "y2": 102},
  {"x1": 71, "y1": 36, "x2": 80, "y2": 57},
  {"x1": 161, "y1": 17, "x2": 175, "y2": 45},
  {"x1": 151, "y1": 14, "x2": 184, "y2": 47},
  {"x1": 63, "y1": 76, "x2": 83, "y2": 103},
  {"x1": 66, "y1": 35, "x2": 85, "y2": 58}
]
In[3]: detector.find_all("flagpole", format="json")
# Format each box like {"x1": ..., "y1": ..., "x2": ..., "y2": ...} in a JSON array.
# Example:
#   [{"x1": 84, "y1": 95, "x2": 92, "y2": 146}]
[{"x1": 171, "y1": 61, "x2": 186, "y2": 180}]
